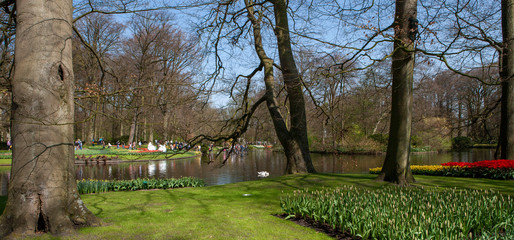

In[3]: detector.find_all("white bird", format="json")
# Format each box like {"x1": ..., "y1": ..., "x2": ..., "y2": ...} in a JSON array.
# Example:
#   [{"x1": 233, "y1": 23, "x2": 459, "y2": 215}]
[
  {"x1": 257, "y1": 171, "x2": 269, "y2": 177},
  {"x1": 158, "y1": 144, "x2": 167, "y2": 152},
  {"x1": 147, "y1": 142, "x2": 157, "y2": 151}
]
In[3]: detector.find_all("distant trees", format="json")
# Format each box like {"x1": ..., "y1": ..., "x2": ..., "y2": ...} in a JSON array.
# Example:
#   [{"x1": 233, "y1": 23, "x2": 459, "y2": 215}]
[
  {"x1": 72, "y1": 12, "x2": 211, "y2": 145},
  {"x1": 283, "y1": 0, "x2": 504, "y2": 156},
  {"x1": 73, "y1": 14, "x2": 123, "y2": 143}
]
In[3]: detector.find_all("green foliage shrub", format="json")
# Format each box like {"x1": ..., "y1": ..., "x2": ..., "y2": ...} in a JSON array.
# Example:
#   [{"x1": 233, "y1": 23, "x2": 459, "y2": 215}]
[
  {"x1": 410, "y1": 146, "x2": 433, "y2": 152},
  {"x1": 117, "y1": 135, "x2": 130, "y2": 144},
  {"x1": 413, "y1": 117, "x2": 452, "y2": 151},
  {"x1": 369, "y1": 134, "x2": 388, "y2": 145},
  {"x1": 452, "y1": 136, "x2": 473, "y2": 150},
  {"x1": 200, "y1": 143, "x2": 209, "y2": 154},
  {"x1": 281, "y1": 186, "x2": 513, "y2": 239},
  {"x1": 410, "y1": 135, "x2": 423, "y2": 148}
]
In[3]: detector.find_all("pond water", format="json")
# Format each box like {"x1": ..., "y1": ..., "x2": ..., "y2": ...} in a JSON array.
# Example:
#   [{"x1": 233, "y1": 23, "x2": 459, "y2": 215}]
[{"x1": 0, "y1": 148, "x2": 496, "y2": 196}]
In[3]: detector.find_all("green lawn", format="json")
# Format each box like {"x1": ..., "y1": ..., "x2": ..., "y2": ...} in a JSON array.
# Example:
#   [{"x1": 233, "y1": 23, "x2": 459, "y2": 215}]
[
  {"x1": 1, "y1": 173, "x2": 511, "y2": 239},
  {"x1": 75, "y1": 146, "x2": 201, "y2": 161},
  {"x1": 0, "y1": 159, "x2": 11, "y2": 165}
]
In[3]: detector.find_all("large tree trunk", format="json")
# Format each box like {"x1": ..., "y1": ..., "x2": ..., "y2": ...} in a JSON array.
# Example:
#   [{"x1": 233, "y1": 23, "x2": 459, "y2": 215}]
[
  {"x1": 163, "y1": 107, "x2": 170, "y2": 140},
  {"x1": 262, "y1": 58, "x2": 309, "y2": 174},
  {"x1": 128, "y1": 111, "x2": 138, "y2": 145},
  {"x1": 273, "y1": 0, "x2": 316, "y2": 173},
  {"x1": 500, "y1": 0, "x2": 514, "y2": 159},
  {"x1": 0, "y1": 0, "x2": 99, "y2": 237},
  {"x1": 87, "y1": 112, "x2": 95, "y2": 143},
  {"x1": 245, "y1": 0, "x2": 315, "y2": 174},
  {"x1": 376, "y1": 0, "x2": 417, "y2": 185}
]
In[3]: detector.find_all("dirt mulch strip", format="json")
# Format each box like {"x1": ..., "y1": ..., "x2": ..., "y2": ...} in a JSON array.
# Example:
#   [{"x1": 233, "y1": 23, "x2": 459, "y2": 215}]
[{"x1": 275, "y1": 214, "x2": 361, "y2": 240}]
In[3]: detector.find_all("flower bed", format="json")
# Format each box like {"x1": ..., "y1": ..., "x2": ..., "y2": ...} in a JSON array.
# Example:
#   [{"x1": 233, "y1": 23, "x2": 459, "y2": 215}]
[
  {"x1": 76, "y1": 177, "x2": 205, "y2": 194},
  {"x1": 442, "y1": 159, "x2": 514, "y2": 169},
  {"x1": 369, "y1": 160, "x2": 514, "y2": 180},
  {"x1": 135, "y1": 149, "x2": 162, "y2": 153},
  {"x1": 281, "y1": 186, "x2": 513, "y2": 239}
]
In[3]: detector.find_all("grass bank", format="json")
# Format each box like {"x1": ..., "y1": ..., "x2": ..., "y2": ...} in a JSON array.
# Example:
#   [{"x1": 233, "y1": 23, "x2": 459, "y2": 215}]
[
  {"x1": 0, "y1": 159, "x2": 11, "y2": 165},
  {"x1": 0, "y1": 148, "x2": 200, "y2": 165},
  {"x1": 79, "y1": 151, "x2": 200, "y2": 161},
  {"x1": 75, "y1": 146, "x2": 201, "y2": 161},
  {"x1": 0, "y1": 173, "x2": 512, "y2": 239}
]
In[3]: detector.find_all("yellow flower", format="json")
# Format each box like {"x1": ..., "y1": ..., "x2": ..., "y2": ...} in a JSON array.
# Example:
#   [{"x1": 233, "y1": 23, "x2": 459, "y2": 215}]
[{"x1": 369, "y1": 165, "x2": 452, "y2": 174}]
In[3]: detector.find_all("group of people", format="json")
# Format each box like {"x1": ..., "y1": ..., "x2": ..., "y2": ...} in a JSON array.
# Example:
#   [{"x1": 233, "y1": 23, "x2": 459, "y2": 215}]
[
  {"x1": 149, "y1": 140, "x2": 191, "y2": 151},
  {"x1": 164, "y1": 140, "x2": 190, "y2": 151},
  {"x1": 72, "y1": 137, "x2": 226, "y2": 153},
  {"x1": 91, "y1": 138, "x2": 106, "y2": 148},
  {"x1": 74, "y1": 139, "x2": 83, "y2": 150},
  {"x1": 114, "y1": 140, "x2": 141, "y2": 150},
  {"x1": 220, "y1": 143, "x2": 248, "y2": 155}
]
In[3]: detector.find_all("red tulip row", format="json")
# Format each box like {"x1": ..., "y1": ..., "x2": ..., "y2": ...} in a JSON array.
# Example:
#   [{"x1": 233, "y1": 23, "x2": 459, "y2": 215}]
[
  {"x1": 442, "y1": 159, "x2": 514, "y2": 169},
  {"x1": 135, "y1": 149, "x2": 161, "y2": 153}
]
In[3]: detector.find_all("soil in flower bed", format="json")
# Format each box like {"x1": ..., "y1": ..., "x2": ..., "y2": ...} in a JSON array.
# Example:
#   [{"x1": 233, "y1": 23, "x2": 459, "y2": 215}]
[{"x1": 275, "y1": 214, "x2": 361, "y2": 240}]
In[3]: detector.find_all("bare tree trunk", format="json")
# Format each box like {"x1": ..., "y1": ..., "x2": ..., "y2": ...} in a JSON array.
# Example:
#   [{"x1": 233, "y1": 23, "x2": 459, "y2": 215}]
[
  {"x1": 376, "y1": 0, "x2": 417, "y2": 185},
  {"x1": 82, "y1": 122, "x2": 86, "y2": 142},
  {"x1": 245, "y1": 0, "x2": 315, "y2": 174},
  {"x1": 142, "y1": 115, "x2": 147, "y2": 141},
  {"x1": 0, "y1": 0, "x2": 99, "y2": 237},
  {"x1": 457, "y1": 100, "x2": 462, "y2": 136},
  {"x1": 128, "y1": 111, "x2": 138, "y2": 145},
  {"x1": 87, "y1": 114, "x2": 95, "y2": 142},
  {"x1": 372, "y1": 112, "x2": 388, "y2": 135},
  {"x1": 149, "y1": 128, "x2": 154, "y2": 143},
  {"x1": 164, "y1": 108, "x2": 170, "y2": 140},
  {"x1": 273, "y1": 0, "x2": 316, "y2": 173},
  {"x1": 88, "y1": 100, "x2": 98, "y2": 141},
  {"x1": 322, "y1": 121, "x2": 326, "y2": 145},
  {"x1": 500, "y1": 0, "x2": 514, "y2": 159}
]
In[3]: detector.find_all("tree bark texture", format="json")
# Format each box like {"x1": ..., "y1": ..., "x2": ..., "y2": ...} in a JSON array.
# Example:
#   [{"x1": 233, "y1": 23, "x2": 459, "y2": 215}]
[
  {"x1": 128, "y1": 110, "x2": 138, "y2": 145},
  {"x1": 0, "y1": 0, "x2": 99, "y2": 237},
  {"x1": 376, "y1": 0, "x2": 416, "y2": 185},
  {"x1": 245, "y1": 0, "x2": 315, "y2": 174},
  {"x1": 500, "y1": 0, "x2": 514, "y2": 159},
  {"x1": 273, "y1": 0, "x2": 316, "y2": 173}
]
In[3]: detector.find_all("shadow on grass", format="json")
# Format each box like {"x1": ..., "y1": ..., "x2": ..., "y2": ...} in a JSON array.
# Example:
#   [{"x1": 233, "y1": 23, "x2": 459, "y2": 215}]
[
  {"x1": 413, "y1": 175, "x2": 514, "y2": 195},
  {"x1": 260, "y1": 173, "x2": 386, "y2": 192}
]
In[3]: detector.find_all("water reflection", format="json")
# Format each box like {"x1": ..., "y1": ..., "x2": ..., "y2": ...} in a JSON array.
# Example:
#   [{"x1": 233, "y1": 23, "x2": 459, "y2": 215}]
[{"x1": 0, "y1": 149, "x2": 497, "y2": 195}]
